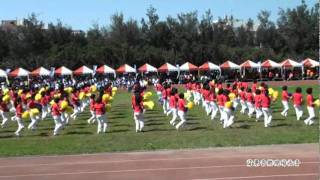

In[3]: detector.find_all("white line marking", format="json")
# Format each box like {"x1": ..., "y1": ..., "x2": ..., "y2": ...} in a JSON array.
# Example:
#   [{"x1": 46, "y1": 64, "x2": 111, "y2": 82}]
[
  {"x1": 0, "y1": 163, "x2": 318, "y2": 178},
  {"x1": 192, "y1": 173, "x2": 318, "y2": 180}
]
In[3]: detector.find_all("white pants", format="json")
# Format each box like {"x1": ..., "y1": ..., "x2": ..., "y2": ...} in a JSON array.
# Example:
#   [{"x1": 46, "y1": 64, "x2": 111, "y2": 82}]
[
  {"x1": 96, "y1": 114, "x2": 107, "y2": 133},
  {"x1": 223, "y1": 108, "x2": 234, "y2": 128},
  {"x1": 14, "y1": 116, "x2": 24, "y2": 135},
  {"x1": 210, "y1": 102, "x2": 218, "y2": 120},
  {"x1": 233, "y1": 98, "x2": 239, "y2": 110},
  {"x1": 41, "y1": 105, "x2": 49, "y2": 120},
  {"x1": 193, "y1": 92, "x2": 201, "y2": 105},
  {"x1": 71, "y1": 105, "x2": 81, "y2": 120},
  {"x1": 53, "y1": 115, "x2": 63, "y2": 136},
  {"x1": 81, "y1": 98, "x2": 89, "y2": 112},
  {"x1": 88, "y1": 110, "x2": 96, "y2": 124},
  {"x1": 240, "y1": 100, "x2": 247, "y2": 114},
  {"x1": 0, "y1": 111, "x2": 9, "y2": 128},
  {"x1": 218, "y1": 106, "x2": 225, "y2": 121},
  {"x1": 156, "y1": 91, "x2": 162, "y2": 100},
  {"x1": 294, "y1": 105, "x2": 303, "y2": 120},
  {"x1": 162, "y1": 99, "x2": 168, "y2": 114},
  {"x1": 134, "y1": 112, "x2": 144, "y2": 132},
  {"x1": 262, "y1": 107, "x2": 272, "y2": 127},
  {"x1": 169, "y1": 108, "x2": 178, "y2": 125},
  {"x1": 175, "y1": 110, "x2": 186, "y2": 129},
  {"x1": 28, "y1": 115, "x2": 40, "y2": 130},
  {"x1": 255, "y1": 107, "x2": 263, "y2": 120},
  {"x1": 281, "y1": 101, "x2": 289, "y2": 117},
  {"x1": 247, "y1": 102, "x2": 255, "y2": 118},
  {"x1": 204, "y1": 100, "x2": 211, "y2": 115},
  {"x1": 304, "y1": 106, "x2": 315, "y2": 125}
]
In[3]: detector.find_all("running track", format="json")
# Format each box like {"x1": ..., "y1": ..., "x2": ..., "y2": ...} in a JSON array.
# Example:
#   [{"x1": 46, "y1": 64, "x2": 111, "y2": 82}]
[{"x1": 0, "y1": 143, "x2": 318, "y2": 180}]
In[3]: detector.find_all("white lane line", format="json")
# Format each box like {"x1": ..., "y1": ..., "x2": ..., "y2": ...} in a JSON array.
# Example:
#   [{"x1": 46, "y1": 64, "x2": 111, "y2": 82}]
[
  {"x1": 0, "y1": 153, "x2": 318, "y2": 169},
  {"x1": 192, "y1": 173, "x2": 318, "y2": 180},
  {"x1": 0, "y1": 163, "x2": 318, "y2": 178}
]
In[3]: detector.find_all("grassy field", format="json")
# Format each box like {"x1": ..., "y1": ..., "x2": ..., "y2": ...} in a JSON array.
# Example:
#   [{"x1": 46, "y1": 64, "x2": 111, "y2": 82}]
[{"x1": 0, "y1": 84, "x2": 318, "y2": 157}]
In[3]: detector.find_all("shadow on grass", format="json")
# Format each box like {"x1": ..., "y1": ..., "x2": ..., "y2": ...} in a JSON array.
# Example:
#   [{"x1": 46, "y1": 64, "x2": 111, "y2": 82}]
[
  {"x1": 66, "y1": 131, "x2": 93, "y2": 135},
  {"x1": 144, "y1": 122, "x2": 165, "y2": 126},
  {"x1": 144, "y1": 128, "x2": 175, "y2": 132},
  {"x1": 110, "y1": 129, "x2": 130, "y2": 133},
  {"x1": 272, "y1": 123, "x2": 291, "y2": 127},
  {"x1": 188, "y1": 126, "x2": 207, "y2": 131}
]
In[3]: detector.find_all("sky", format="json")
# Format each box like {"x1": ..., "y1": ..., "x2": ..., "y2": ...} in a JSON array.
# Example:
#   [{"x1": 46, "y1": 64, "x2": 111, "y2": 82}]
[{"x1": 0, "y1": 0, "x2": 317, "y2": 30}]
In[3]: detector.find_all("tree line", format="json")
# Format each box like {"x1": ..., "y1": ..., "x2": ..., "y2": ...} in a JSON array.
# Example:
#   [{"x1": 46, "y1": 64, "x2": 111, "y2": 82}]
[{"x1": 0, "y1": 0, "x2": 318, "y2": 70}]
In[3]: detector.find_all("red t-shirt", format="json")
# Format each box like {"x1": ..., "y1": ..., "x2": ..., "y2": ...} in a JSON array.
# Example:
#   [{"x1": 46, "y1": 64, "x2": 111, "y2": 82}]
[
  {"x1": 177, "y1": 98, "x2": 186, "y2": 112},
  {"x1": 254, "y1": 94, "x2": 261, "y2": 108},
  {"x1": 51, "y1": 103, "x2": 61, "y2": 116},
  {"x1": 132, "y1": 96, "x2": 143, "y2": 113},
  {"x1": 94, "y1": 102, "x2": 106, "y2": 115},
  {"x1": 217, "y1": 94, "x2": 227, "y2": 106},
  {"x1": 89, "y1": 99, "x2": 95, "y2": 111},
  {"x1": 261, "y1": 95, "x2": 271, "y2": 108},
  {"x1": 15, "y1": 104, "x2": 23, "y2": 118},
  {"x1": 246, "y1": 92, "x2": 254, "y2": 103},
  {"x1": 239, "y1": 91, "x2": 246, "y2": 101},
  {"x1": 202, "y1": 89, "x2": 210, "y2": 101},
  {"x1": 208, "y1": 91, "x2": 216, "y2": 102},
  {"x1": 282, "y1": 90, "x2": 289, "y2": 101},
  {"x1": 71, "y1": 93, "x2": 80, "y2": 105},
  {"x1": 162, "y1": 89, "x2": 168, "y2": 99},
  {"x1": 169, "y1": 95, "x2": 177, "y2": 108},
  {"x1": 0, "y1": 102, "x2": 9, "y2": 112},
  {"x1": 27, "y1": 100, "x2": 36, "y2": 109},
  {"x1": 292, "y1": 93, "x2": 303, "y2": 106},
  {"x1": 155, "y1": 84, "x2": 163, "y2": 91},
  {"x1": 40, "y1": 96, "x2": 48, "y2": 106},
  {"x1": 252, "y1": 83, "x2": 257, "y2": 93},
  {"x1": 306, "y1": 94, "x2": 314, "y2": 107}
]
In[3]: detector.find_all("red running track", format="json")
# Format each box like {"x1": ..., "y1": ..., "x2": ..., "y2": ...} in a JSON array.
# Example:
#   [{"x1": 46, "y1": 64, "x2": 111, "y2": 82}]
[{"x1": 0, "y1": 143, "x2": 318, "y2": 180}]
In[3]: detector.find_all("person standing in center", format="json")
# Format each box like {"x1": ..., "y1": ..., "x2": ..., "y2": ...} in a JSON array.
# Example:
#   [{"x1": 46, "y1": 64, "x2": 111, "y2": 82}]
[
  {"x1": 132, "y1": 90, "x2": 144, "y2": 132},
  {"x1": 175, "y1": 93, "x2": 187, "y2": 130},
  {"x1": 261, "y1": 90, "x2": 272, "y2": 127},
  {"x1": 292, "y1": 87, "x2": 303, "y2": 121},
  {"x1": 94, "y1": 96, "x2": 107, "y2": 134},
  {"x1": 281, "y1": 86, "x2": 290, "y2": 118},
  {"x1": 304, "y1": 88, "x2": 315, "y2": 125}
]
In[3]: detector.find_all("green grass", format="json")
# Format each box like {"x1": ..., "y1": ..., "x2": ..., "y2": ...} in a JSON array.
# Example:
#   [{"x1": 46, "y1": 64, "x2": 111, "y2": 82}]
[{"x1": 0, "y1": 85, "x2": 318, "y2": 157}]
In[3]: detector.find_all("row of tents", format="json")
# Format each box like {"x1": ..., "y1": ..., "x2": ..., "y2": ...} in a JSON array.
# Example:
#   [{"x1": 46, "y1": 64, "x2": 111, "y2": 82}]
[{"x1": 2, "y1": 58, "x2": 319, "y2": 77}]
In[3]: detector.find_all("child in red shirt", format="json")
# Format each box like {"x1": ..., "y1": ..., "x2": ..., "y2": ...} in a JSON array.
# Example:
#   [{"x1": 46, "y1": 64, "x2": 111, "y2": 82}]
[
  {"x1": 239, "y1": 87, "x2": 247, "y2": 114},
  {"x1": 254, "y1": 89, "x2": 263, "y2": 121},
  {"x1": 175, "y1": 93, "x2": 187, "y2": 130},
  {"x1": 87, "y1": 94, "x2": 96, "y2": 124},
  {"x1": 304, "y1": 88, "x2": 315, "y2": 125},
  {"x1": 94, "y1": 97, "x2": 107, "y2": 134},
  {"x1": 132, "y1": 91, "x2": 144, "y2": 132},
  {"x1": 51, "y1": 97, "x2": 63, "y2": 136},
  {"x1": 246, "y1": 88, "x2": 254, "y2": 118},
  {"x1": 217, "y1": 89, "x2": 227, "y2": 123},
  {"x1": 0, "y1": 96, "x2": 10, "y2": 128},
  {"x1": 209, "y1": 88, "x2": 218, "y2": 120},
  {"x1": 70, "y1": 89, "x2": 81, "y2": 120},
  {"x1": 261, "y1": 90, "x2": 272, "y2": 127},
  {"x1": 168, "y1": 88, "x2": 178, "y2": 126},
  {"x1": 292, "y1": 87, "x2": 303, "y2": 121},
  {"x1": 13, "y1": 97, "x2": 24, "y2": 136},
  {"x1": 281, "y1": 86, "x2": 290, "y2": 118}
]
